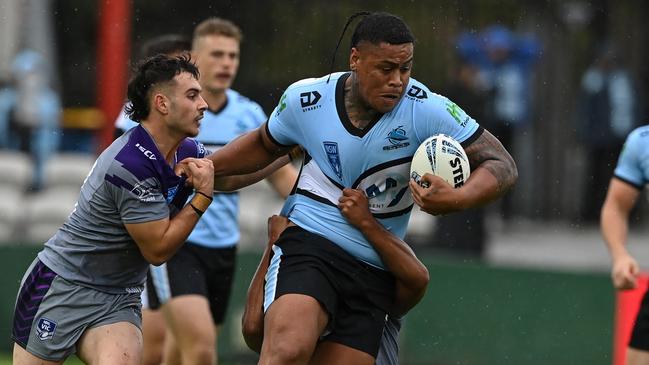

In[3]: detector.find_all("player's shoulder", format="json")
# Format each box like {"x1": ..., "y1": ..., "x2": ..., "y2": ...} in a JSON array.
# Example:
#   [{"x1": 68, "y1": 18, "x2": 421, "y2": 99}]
[
  {"x1": 283, "y1": 72, "x2": 342, "y2": 95},
  {"x1": 402, "y1": 77, "x2": 449, "y2": 109},
  {"x1": 627, "y1": 125, "x2": 649, "y2": 142},
  {"x1": 177, "y1": 137, "x2": 207, "y2": 159}
]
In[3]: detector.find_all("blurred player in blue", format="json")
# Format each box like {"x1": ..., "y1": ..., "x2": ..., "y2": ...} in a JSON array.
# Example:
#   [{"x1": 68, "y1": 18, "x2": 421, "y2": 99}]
[
  {"x1": 601, "y1": 125, "x2": 649, "y2": 365},
  {"x1": 12, "y1": 55, "x2": 215, "y2": 365},
  {"x1": 148, "y1": 18, "x2": 297, "y2": 365},
  {"x1": 180, "y1": 11, "x2": 517, "y2": 365}
]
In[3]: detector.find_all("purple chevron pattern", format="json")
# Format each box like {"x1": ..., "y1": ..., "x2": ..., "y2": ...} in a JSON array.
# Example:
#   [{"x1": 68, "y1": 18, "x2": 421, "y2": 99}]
[{"x1": 12, "y1": 261, "x2": 56, "y2": 345}]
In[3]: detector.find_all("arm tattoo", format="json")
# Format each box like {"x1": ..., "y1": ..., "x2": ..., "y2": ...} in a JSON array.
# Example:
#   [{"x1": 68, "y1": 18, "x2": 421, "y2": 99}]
[{"x1": 463, "y1": 130, "x2": 518, "y2": 192}]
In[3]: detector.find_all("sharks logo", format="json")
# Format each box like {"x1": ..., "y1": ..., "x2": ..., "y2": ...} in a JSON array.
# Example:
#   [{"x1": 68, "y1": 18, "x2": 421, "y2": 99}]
[{"x1": 383, "y1": 126, "x2": 410, "y2": 150}]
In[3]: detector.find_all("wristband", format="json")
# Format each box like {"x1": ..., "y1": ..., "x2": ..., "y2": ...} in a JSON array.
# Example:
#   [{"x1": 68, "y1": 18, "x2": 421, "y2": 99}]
[
  {"x1": 189, "y1": 203, "x2": 204, "y2": 217},
  {"x1": 191, "y1": 192, "x2": 212, "y2": 212},
  {"x1": 195, "y1": 190, "x2": 213, "y2": 201}
]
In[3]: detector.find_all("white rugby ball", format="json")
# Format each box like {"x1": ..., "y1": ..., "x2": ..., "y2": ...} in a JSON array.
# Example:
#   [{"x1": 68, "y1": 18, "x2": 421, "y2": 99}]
[{"x1": 410, "y1": 134, "x2": 470, "y2": 188}]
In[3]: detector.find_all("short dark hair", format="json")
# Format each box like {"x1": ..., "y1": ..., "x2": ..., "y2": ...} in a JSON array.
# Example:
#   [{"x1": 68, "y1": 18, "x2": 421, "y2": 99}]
[
  {"x1": 350, "y1": 12, "x2": 415, "y2": 49},
  {"x1": 140, "y1": 34, "x2": 191, "y2": 59},
  {"x1": 125, "y1": 54, "x2": 199, "y2": 122}
]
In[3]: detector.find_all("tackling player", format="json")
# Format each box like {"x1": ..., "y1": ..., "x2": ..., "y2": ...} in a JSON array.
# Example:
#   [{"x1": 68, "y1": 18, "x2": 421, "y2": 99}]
[
  {"x1": 601, "y1": 125, "x2": 649, "y2": 365},
  {"x1": 12, "y1": 55, "x2": 214, "y2": 365}
]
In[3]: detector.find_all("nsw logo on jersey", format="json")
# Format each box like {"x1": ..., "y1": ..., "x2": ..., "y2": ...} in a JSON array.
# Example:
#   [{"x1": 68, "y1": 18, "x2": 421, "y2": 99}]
[
  {"x1": 406, "y1": 85, "x2": 427, "y2": 102},
  {"x1": 36, "y1": 317, "x2": 57, "y2": 341},
  {"x1": 300, "y1": 91, "x2": 322, "y2": 112},
  {"x1": 383, "y1": 125, "x2": 411, "y2": 151},
  {"x1": 323, "y1": 141, "x2": 342, "y2": 179}
]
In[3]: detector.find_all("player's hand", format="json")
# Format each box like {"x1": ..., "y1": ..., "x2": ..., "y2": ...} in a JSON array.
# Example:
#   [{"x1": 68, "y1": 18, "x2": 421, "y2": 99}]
[
  {"x1": 611, "y1": 254, "x2": 640, "y2": 290},
  {"x1": 178, "y1": 157, "x2": 214, "y2": 195},
  {"x1": 338, "y1": 188, "x2": 373, "y2": 228},
  {"x1": 267, "y1": 215, "x2": 290, "y2": 246},
  {"x1": 409, "y1": 173, "x2": 464, "y2": 215}
]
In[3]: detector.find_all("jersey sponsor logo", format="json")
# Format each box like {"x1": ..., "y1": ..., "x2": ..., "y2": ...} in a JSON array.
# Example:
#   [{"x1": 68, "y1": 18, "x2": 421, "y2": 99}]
[
  {"x1": 125, "y1": 286, "x2": 143, "y2": 294},
  {"x1": 135, "y1": 143, "x2": 157, "y2": 160},
  {"x1": 323, "y1": 141, "x2": 342, "y2": 179},
  {"x1": 383, "y1": 125, "x2": 411, "y2": 150},
  {"x1": 300, "y1": 91, "x2": 322, "y2": 111},
  {"x1": 445, "y1": 101, "x2": 469, "y2": 127},
  {"x1": 406, "y1": 85, "x2": 428, "y2": 101},
  {"x1": 36, "y1": 317, "x2": 57, "y2": 341},
  {"x1": 275, "y1": 93, "x2": 288, "y2": 116},
  {"x1": 165, "y1": 185, "x2": 179, "y2": 204}
]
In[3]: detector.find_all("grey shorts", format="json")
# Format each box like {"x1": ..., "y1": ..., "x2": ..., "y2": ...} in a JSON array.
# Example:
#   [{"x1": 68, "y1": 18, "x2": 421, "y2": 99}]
[{"x1": 12, "y1": 259, "x2": 142, "y2": 361}]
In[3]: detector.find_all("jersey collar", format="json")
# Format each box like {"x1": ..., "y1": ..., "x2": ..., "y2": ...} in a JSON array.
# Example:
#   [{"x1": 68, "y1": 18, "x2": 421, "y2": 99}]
[{"x1": 335, "y1": 72, "x2": 384, "y2": 138}]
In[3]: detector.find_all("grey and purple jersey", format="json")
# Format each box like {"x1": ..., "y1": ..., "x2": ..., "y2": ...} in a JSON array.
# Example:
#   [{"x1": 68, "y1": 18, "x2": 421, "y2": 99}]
[{"x1": 37, "y1": 125, "x2": 206, "y2": 294}]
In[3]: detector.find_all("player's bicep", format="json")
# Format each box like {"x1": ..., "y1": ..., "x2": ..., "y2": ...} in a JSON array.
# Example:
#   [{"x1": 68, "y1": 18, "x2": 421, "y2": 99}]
[
  {"x1": 463, "y1": 129, "x2": 516, "y2": 175},
  {"x1": 605, "y1": 178, "x2": 641, "y2": 215},
  {"x1": 125, "y1": 218, "x2": 169, "y2": 263}
]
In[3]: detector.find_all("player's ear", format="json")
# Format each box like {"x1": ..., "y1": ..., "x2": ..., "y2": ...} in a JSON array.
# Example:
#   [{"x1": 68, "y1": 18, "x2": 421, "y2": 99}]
[
  {"x1": 153, "y1": 93, "x2": 169, "y2": 114},
  {"x1": 350, "y1": 47, "x2": 360, "y2": 72}
]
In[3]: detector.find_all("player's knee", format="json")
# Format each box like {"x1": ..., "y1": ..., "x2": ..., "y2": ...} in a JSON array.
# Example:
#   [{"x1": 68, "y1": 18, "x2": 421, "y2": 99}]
[
  {"x1": 184, "y1": 341, "x2": 215, "y2": 365},
  {"x1": 266, "y1": 337, "x2": 314, "y2": 364}
]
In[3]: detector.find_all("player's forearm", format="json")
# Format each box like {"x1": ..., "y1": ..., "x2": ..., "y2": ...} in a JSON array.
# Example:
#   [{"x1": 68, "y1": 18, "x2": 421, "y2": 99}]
[
  {"x1": 242, "y1": 242, "x2": 273, "y2": 353},
  {"x1": 215, "y1": 155, "x2": 292, "y2": 192},
  {"x1": 357, "y1": 218, "x2": 429, "y2": 315},
  {"x1": 601, "y1": 202, "x2": 631, "y2": 261},
  {"x1": 208, "y1": 128, "x2": 285, "y2": 177}
]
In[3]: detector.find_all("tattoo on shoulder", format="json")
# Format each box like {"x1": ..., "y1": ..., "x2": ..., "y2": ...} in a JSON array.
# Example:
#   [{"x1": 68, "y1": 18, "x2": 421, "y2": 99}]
[{"x1": 464, "y1": 131, "x2": 517, "y2": 189}]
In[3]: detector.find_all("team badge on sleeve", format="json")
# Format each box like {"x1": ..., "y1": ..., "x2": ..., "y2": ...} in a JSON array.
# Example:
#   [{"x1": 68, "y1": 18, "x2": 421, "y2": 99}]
[{"x1": 36, "y1": 317, "x2": 57, "y2": 340}]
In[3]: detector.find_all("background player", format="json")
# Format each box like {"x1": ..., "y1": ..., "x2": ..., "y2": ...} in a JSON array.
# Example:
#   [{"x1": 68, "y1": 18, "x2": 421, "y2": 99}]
[
  {"x1": 180, "y1": 11, "x2": 517, "y2": 365},
  {"x1": 12, "y1": 54, "x2": 214, "y2": 365},
  {"x1": 154, "y1": 18, "x2": 297, "y2": 365},
  {"x1": 601, "y1": 124, "x2": 649, "y2": 365}
]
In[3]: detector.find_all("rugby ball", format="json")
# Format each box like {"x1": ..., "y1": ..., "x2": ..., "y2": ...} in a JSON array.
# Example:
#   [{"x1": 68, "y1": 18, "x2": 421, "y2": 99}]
[{"x1": 410, "y1": 134, "x2": 470, "y2": 188}]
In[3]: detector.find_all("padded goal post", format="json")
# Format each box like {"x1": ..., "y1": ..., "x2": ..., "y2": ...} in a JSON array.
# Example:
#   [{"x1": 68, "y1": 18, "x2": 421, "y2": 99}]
[{"x1": 613, "y1": 273, "x2": 649, "y2": 365}]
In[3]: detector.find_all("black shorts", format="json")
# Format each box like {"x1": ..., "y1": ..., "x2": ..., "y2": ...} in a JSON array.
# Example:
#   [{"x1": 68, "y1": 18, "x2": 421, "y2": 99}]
[
  {"x1": 630, "y1": 288, "x2": 649, "y2": 350},
  {"x1": 149, "y1": 243, "x2": 237, "y2": 324},
  {"x1": 265, "y1": 226, "x2": 396, "y2": 358}
]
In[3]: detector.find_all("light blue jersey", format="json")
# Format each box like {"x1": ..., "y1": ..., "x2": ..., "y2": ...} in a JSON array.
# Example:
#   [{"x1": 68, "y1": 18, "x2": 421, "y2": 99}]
[
  {"x1": 268, "y1": 72, "x2": 481, "y2": 269},
  {"x1": 189, "y1": 89, "x2": 267, "y2": 248},
  {"x1": 614, "y1": 125, "x2": 649, "y2": 189}
]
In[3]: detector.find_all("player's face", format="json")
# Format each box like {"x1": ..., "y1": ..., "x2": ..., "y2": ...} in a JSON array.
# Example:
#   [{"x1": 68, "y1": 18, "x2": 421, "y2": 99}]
[
  {"x1": 193, "y1": 35, "x2": 240, "y2": 94},
  {"x1": 166, "y1": 72, "x2": 208, "y2": 137},
  {"x1": 350, "y1": 42, "x2": 413, "y2": 113}
]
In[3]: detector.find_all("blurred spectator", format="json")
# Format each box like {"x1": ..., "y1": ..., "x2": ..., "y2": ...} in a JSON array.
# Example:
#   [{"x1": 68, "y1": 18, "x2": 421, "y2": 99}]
[
  {"x1": 0, "y1": 49, "x2": 61, "y2": 190},
  {"x1": 576, "y1": 42, "x2": 638, "y2": 223},
  {"x1": 457, "y1": 25, "x2": 541, "y2": 219},
  {"x1": 431, "y1": 60, "x2": 489, "y2": 257}
]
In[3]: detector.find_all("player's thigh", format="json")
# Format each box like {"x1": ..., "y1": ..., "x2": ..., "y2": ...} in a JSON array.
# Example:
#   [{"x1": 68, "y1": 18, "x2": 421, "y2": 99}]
[
  {"x1": 141, "y1": 309, "x2": 165, "y2": 365},
  {"x1": 263, "y1": 293, "x2": 329, "y2": 349},
  {"x1": 627, "y1": 347, "x2": 649, "y2": 365},
  {"x1": 162, "y1": 294, "x2": 215, "y2": 345},
  {"x1": 12, "y1": 343, "x2": 64, "y2": 365},
  {"x1": 309, "y1": 341, "x2": 375, "y2": 365},
  {"x1": 77, "y1": 321, "x2": 142, "y2": 365}
]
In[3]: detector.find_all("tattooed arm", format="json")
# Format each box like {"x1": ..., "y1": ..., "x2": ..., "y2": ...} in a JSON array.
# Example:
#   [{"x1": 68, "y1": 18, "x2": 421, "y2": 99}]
[{"x1": 409, "y1": 129, "x2": 517, "y2": 215}]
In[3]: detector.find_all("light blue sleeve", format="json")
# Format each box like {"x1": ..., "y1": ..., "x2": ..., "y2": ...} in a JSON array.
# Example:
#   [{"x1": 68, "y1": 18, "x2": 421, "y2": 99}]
[
  {"x1": 267, "y1": 87, "x2": 300, "y2": 146},
  {"x1": 413, "y1": 91, "x2": 480, "y2": 146},
  {"x1": 250, "y1": 101, "x2": 267, "y2": 127},
  {"x1": 614, "y1": 128, "x2": 647, "y2": 188}
]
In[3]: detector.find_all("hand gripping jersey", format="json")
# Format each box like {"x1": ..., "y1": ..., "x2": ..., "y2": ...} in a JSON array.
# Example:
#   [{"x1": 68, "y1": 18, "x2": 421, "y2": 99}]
[
  {"x1": 268, "y1": 72, "x2": 481, "y2": 269},
  {"x1": 37, "y1": 125, "x2": 206, "y2": 293},
  {"x1": 187, "y1": 89, "x2": 267, "y2": 248},
  {"x1": 614, "y1": 125, "x2": 649, "y2": 189}
]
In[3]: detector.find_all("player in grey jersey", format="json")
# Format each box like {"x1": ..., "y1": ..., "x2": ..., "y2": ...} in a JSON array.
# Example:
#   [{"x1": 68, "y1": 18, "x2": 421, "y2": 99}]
[{"x1": 12, "y1": 54, "x2": 214, "y2": 365}]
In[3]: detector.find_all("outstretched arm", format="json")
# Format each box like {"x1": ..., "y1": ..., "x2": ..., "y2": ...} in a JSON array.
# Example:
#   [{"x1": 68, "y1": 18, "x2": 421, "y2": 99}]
[
  {"x1": 410, "y1": 129, "x2": 517, "y2": 215},
  {"x1": 601, "y1": 178, "x2": 641, "y2": 290},
  {"x1": 339, "y1": 188, "x2": 429, "y2": 316}
]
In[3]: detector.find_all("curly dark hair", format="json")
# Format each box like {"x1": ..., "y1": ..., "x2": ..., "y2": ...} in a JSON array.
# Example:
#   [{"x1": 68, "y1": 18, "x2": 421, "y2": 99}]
[
  {"x1": 351, "y1": 12, "x2": 415, "y2": 48},
  {"x1": 125, "y1": 54, "x2": 199, "y2": 122}
]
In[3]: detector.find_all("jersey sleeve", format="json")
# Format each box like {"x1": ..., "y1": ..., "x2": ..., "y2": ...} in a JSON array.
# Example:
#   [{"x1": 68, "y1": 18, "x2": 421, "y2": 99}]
[
  {"x1": 266, "y1": 87, "x2": 300, "y2": 147},
  {"x1": 249, "y1": 101, "x2": 268, "y2": 128},
  {"x1": 413, "y1": 92, "x2": 481, "y2": 146},
  {"x1": 614, "y1": 128, "x2": 647, "y2": 189},
  {"x1": 105, "y1": 163, "x2": 169, "y2": 224}
]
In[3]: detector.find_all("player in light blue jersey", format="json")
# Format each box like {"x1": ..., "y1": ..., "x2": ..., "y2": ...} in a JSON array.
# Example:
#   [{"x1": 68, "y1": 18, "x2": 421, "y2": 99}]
[
  {"x1": 12, "y1": 55, "x2": 215, "y2": 365},
  {"x1": 601, "y1": 125, "x2": 649, "y2": 365},
  {"x1": 181, "y1": 12, "x2": 517, "y2": 365},
  {"x1": 154, "y1": 18, "x2": 297, "y2": 365}
]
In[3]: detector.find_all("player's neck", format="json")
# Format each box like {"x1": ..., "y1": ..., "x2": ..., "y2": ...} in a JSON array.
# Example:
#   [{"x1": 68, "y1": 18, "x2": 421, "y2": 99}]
[
  {"x1": 344, "y1": 74, "x2": 380, "y2": 130},
  {"x1": 140, "y1": 119, "x2": 183, "y2": 165},
  {"x1": 202, "y1": 89, "x2": 227, "y2": 113}
]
